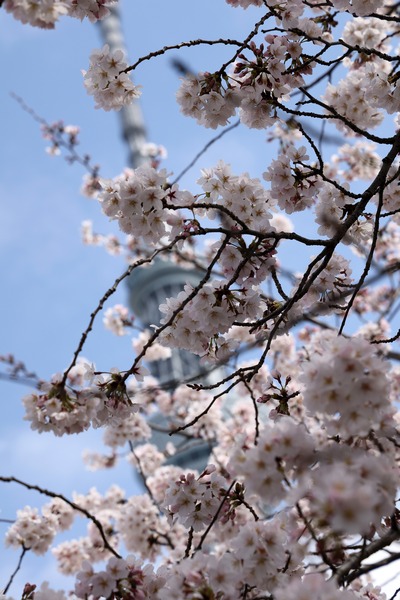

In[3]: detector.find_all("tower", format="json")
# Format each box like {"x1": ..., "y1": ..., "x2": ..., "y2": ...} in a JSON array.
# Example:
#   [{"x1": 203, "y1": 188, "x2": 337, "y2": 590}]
[{"x1": 98, "y1": 8, "x2": 217, "y2": 470}]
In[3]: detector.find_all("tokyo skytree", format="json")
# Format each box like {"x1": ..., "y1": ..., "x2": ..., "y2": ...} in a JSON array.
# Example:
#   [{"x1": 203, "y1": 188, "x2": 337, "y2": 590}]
[{"x1": 98, "y1": 7, "x2": 223, "y2": 470}]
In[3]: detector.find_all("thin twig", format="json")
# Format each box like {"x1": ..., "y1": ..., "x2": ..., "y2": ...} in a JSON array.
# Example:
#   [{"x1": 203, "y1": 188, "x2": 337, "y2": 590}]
[
  {"x1": 125, "y1": 39, "x2": 244, "y2": 74},
  {"x1": 335, "y1": 523, "x2": 400, "y2": 586},
  {"x1": 3, "y1": 546, "x2": 27, "y2": 594},
  {"x1": 338, "y1": 174, "x2": 385, "y2": 334},
  {"x1": 241, "y1": 378, "x2": 260, "y2": 445},
  {"x1": 172, "y1": 120, "x2": 240, "y2": 185},
  {"x1": 191, "y1": 481, "x2": 236, "y2": 556},
  {"x1": 0, "y1": 476, "x2": 120, "y2": 558}
]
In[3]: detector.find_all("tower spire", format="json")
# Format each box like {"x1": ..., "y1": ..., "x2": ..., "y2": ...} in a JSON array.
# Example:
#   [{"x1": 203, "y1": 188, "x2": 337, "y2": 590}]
[
  {"x1": 98, "y1": 6, "x2": 147, "y2": 169},
  {"x1": 98, "y1": 6, "x2": 210, "y2": 387}
]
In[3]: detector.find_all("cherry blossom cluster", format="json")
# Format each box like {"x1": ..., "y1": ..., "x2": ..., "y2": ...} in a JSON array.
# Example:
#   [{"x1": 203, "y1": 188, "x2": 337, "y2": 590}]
[
  {"x1": 40, "y1": 121, "x2": 80, "y2": 157},
  {"x1": 103, "y1": 412, "x2": 152, "y2": 447},
  {"x1": 98, "y1": 166, "x2": 179, "y2": 244},
  {"x1": 6, "y1": 499, "x2": 74, "y2": 556},
  {"x1": 301, "y1": 448, "x2": 397, "y2": 535},
  {"x1": 156, "y1": 519, "x2": 301, "y2": 599},
  {"x1": 81, "y1": 220, "x2": 124, "y2": 255},
  {"x1": 3, "y1": 572, "x2": 387, "y2": 600},
  {"x1": 197, "y1": 160, "x2": 276, "y2": 231},
  {"x1": 3, "y1": 0, "x2": 68, "y2": 28},
  {"x1": 97, "y1": 159, "x2": 279, "y2": 262},
  {"x1": 67, "y1": 513, "x2": 305, "y2": 600},
  {"x1": 7, "y1": 354, "x2": 400, "y2": 595},
  {"x1": 75, "y1": 555, "x2": 163, "y2": 600},
  {"x1": 103, "y1": 304, "x2": 134, "y2": 336},
  {"x1": 226, "y1": 0, "x2": 263, "y2": 7},
  {"x1": 342, "y1": 16, "x2": 391, "y2": 51},
  {"x1": 353, "y1": 285, "x2": 396, "y2": 317},
  {"x1": 126, "y1": 443, "x2": 167, "y2": 477},
  {"x1": 229, "y1": 417, "x2": 315, "y2": 503},
  {"x1": 3, "y1": 0, "x2": 118, "y2": 28},
  {"x1": 139, "y1": 142, "x2": 168, "y2": 170},
  {"x1": 315, "y1": 182, "x2": 373, "y2": 247},
  {"x1": 274, "y1": 574, "x2": 359, "y2": 600},
  {"x1": 322, "y1": 34, "x2": 400, "y2": 136},
  {"x1": 176, "y1": 28, "x2": 317, "y2": 130},
  {"x1": 330, "y1": 0, "x2": 383, "y2": 17},
  {"x1": 263, "y1": 145, "x2": 322, "y2": 214},
  {"x1": 301, "y1": 331, "x2": 395, "y2": 437},
  {"x1": 83, "y1": 45, "x2": 141, "y2": 112},
  {"x1": 116, "y1": 494, "x2": 171, "y2": 560},
  {"x1": 331, "y1": 142, "x2": 381, "y2": 182},
  {"x1": 68, "y1": 0, "x2": 117, "y2": 22},
  {"x1": 132, "y1": 330, "x2": 172, "y2": 362},
  {"x1": 323, "y1": 72, "x2": 385, "y2": 134},
  {"x1": 301, "y1": 253, "x2": 353, "y2": 309},
  {"x1": 50, "y1": 485, "x2": 124, "y2": 574},
  {"x1": 22, "y1": 364, "x2": 148, "y2": 436},
  {"x1": 227, "y1": 400, "x2": 397, "y2": 540},
  {"x1": 158, "y1": 279, "x2": 262, "y2": 360},
  {"x1": 257, "y1": 251, "x2": 354, "y2": 335},
  {"x1": 375, "y1": 168, "x2": 400, "y2": 220},
  {"x1": 46, "y1": 484, "x2": 178, "y2": 575},
  {"x1": 176, "y1": 73, "x2": 241, "y2": 129},
  {"x1": 163, "y1": 467, "x2": 233, "y2": 532}
]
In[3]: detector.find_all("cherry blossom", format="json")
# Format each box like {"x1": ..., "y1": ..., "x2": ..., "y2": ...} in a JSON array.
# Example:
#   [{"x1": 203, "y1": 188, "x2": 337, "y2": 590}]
[
  {"x1": 3, "y1": 0, "x2": 117, "y2": 27},
  {"x1": 300, "y1": 331, "x2": 395, "y2": 437},
  {"x1": 68, "y1": 0, "x2": 118, "y2": 22},
  {"x1": 3, "y1": 0, "x2": 68, "y2": 28},
  {"x1": 83, "y1": 45, "x2": 141, "y2": 112}
]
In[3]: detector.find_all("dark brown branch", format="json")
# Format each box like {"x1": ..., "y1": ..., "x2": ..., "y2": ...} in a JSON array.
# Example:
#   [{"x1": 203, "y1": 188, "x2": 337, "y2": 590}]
[
  {"x1": 0, "y1": 476, "x2": 121, "y2": 558},
  {"x1": 241, "y1": 378, "x2": 260, "y2": 445},
  {"x1": 335, "y1": 524, "x2": 400, "y2": 586},
  {"x1": 191, "y1": 480, "x2": 236, "y2": 556},
  {"x1": 125, "y1": 39, "x2": 245, "y2": 74}
]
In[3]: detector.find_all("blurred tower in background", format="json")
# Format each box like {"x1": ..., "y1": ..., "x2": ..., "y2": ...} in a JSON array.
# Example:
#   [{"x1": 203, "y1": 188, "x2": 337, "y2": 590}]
[
  {"x1": 98, "y1": 8, "x2": 215, "y2": 470},
  {"x1": 97, "y1": 7, "x2": 147, "y2": 169}
]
